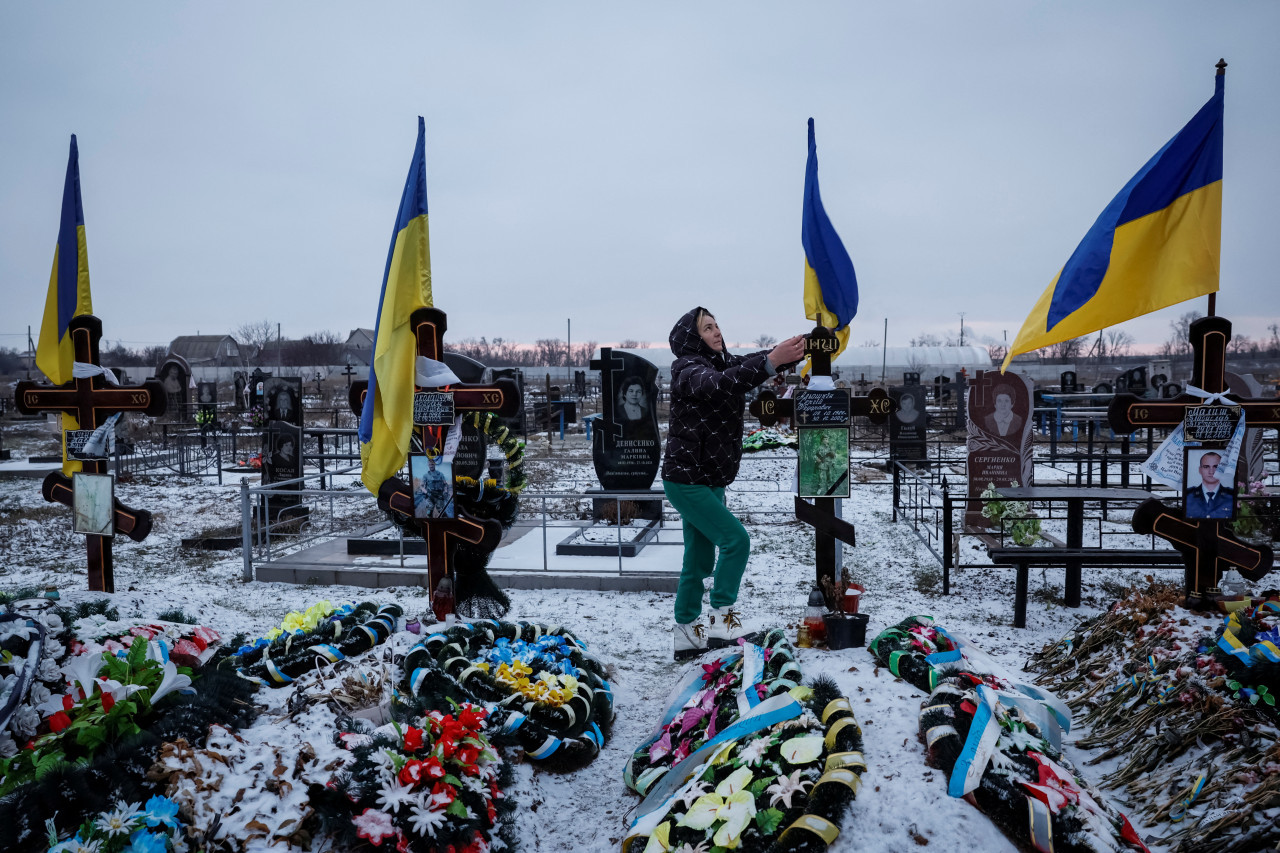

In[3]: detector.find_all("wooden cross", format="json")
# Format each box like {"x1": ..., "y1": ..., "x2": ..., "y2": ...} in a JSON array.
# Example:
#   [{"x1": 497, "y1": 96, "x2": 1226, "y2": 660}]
[
  {"x1": 1108, "y1": 315, "x2": 1279, "y2": 600},
  {"x1": 14, "y1": 315, "x2": 166, "y2": 592},
  {"x1": 747, "y1": 326, "x2": 894, "y2": 589},
  {"x1": 350, "y1": 307, "x2": 521, "y2": 604}
]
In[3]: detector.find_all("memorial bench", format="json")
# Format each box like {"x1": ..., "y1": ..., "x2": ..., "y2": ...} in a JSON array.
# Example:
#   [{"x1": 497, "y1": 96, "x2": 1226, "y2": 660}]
[
  {"x1": 986, "y1": 545, "x2": 1185, "y2": 628},
  {"x1": 974, "y1": 486, "x2": 1185, "y2": 628}
]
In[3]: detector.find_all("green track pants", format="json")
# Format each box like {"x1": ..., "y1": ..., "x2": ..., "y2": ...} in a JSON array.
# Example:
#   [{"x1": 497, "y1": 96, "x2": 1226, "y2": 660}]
[{"x1": 663, "y1": 480, "x2": 750, "y2": 624}]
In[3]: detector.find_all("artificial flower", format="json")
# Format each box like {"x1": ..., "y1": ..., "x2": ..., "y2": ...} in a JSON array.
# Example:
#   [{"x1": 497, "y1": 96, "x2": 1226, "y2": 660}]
[
  {"x1": 779, "y1": 734, "x2": 824, "y2": 765},
  {"x1": 146, "y1": 662, "x2": 193, "y2": 705},
  {"x1": 714, "y1": 766, "x2": 754, "y2": 797},
  {"x1": 407, "y1": 801, "x2": 447, "y2": 838},
  {"x1": 123, "y1": 829, "x2": 168, "y2": 853},
  {"x1": 95, "y1": 803, "x2": 142, "y2": 837},
  {"x1": 766, "y1": 769, "x2": 814, "y2": 808},
  {"x1": 641, "y1": 821, "x2": 672, "y2": 853},
  {"x1": 377, "y1": 778, "x2": 416, "y2": 814},
  {"x1": 62, "y1": 652, "x2": 106, "y2": 698},
  {"x1": 403, "y1": 726, "x2": 425, "y2": 752},
  {"x1": 353, "y1": 808, "x2": 398, "y2": 846},
  {"x1": 142, "y1": 795, "x2": 180, "y2": 829}
]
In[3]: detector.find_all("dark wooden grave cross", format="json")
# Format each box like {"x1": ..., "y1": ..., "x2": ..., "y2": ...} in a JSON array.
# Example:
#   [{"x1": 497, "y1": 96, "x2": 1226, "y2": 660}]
[
  {"x1": 14, "y1": 315, "x2": 167, "y2": 592},
  {"x1": 747, "y1": 326, "x2": 895, "y2": 589},
  {"x1": 1108, "y1": 315, "x2": 1278, "y2": 600},
  {"x1": 350, "y1": 307, "x2": 521, "y2": 601}
]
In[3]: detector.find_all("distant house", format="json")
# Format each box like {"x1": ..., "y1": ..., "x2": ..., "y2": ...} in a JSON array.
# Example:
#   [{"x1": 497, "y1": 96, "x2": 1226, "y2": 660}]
[
  {"x1": 345, "y1": 328, "x2": 374, "y2": 365},
  {"x1": 167, "y1": 335, "x2": 241, "y2": 367}
]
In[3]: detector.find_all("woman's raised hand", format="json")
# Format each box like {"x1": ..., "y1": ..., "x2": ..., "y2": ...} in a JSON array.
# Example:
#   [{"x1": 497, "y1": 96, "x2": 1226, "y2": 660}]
[{"x1": 768, "y1": 335, "x2": 806, "y2": 368}]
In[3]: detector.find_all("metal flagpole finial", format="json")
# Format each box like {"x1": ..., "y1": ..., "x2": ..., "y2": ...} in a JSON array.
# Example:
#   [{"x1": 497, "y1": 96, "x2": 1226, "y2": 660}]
[{"x1": 1216, "y1": 58, "x2": 1227, "y2": 76}]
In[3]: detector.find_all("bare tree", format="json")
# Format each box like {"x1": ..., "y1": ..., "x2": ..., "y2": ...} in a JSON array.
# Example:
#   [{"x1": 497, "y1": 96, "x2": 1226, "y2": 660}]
[
  {"x1": 1165, "y1": 310, "x2": 1203, "y2": 357},
  {"x1": 910, "y1": 332, "x2": 942, "y2": 347},
  {"x1": 754, "y1": 334, "x2": 777, "y2": 348},
  {"x1": 1046, "y1": 335, "x2": 1088, "y2": 361},
  {"x1": 1103, "y1": 329, "x2": 1134, "y2": 360},
  {"x1": 234, "y1": 319, "x2": 277, "y2": 366},
  {"x1": 534, "y1": 338, "x2": 565, "y2": 366},
  {"x1": 1227, "y1": 334, "x2": 1254, "y2": 356},
  {"x1": 1269, "y1": 323, "x2": 1280, "y2": 357},
  {"x1": 618, "y1": 339, "x2": 641, "y2": 349},
  {"x1": 573, "y1": 341, "x2": 598, "y2": 364},
  {"x1": 860, "y1": 338, "x2": 881, "y2": 348},
  {"x1": 986, "y1": 343, "x2": 1006, "y2": 363}
]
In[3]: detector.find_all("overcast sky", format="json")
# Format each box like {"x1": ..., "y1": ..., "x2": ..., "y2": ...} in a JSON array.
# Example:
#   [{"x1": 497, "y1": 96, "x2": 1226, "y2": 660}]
[{"x1": 2, "y1": 2, "x2": 1277, "y2": 360}]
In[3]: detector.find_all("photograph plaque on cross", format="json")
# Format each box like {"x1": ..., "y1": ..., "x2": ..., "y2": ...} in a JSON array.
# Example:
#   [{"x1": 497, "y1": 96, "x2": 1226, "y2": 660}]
[
  {"x1": 14, "y1": 315, "x2": 167, "y2": 592},
  {"x1": 1109, "y1": 315, "x2": 1278, "y2": 603},
  {"x1": 353, "y1": 307, "x2": 521, "y2": 606}
]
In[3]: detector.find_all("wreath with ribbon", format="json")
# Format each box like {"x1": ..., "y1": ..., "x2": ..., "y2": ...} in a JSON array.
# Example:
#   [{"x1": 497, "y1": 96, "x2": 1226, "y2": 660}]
[
  {"x1": 870, "y1": 616, "x2": 1149, "y2": 853},
  {"x1": 216, "y1": 602, "x2": 403, "y2": 688},
  {"x1": 921, "y1": 672, "x2": 1149, "y2": 853},
  {"x1": 867, "y1": 614, "x2": 965, "y2": 693},
  {"x1": 622, "y1": 630, "x2": 865, "y2": 853},
  {"x1": 402, "y1": 619, "x2": 614, "y2": 772}
]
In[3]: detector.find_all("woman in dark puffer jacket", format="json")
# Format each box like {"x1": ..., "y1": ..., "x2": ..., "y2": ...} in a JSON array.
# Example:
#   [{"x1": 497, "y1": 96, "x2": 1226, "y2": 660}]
[{"x1": 663, "y1": 307, "x2": 804, "y2": 660}]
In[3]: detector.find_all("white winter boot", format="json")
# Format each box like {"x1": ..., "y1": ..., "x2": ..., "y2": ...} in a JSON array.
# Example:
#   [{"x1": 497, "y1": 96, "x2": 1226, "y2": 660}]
[
  {"x1": 674, "y1": 621, "x2": 708, "y2": 661},
  {"x1": 706, "y1": 606, "x2": 746, "y2": 648}
]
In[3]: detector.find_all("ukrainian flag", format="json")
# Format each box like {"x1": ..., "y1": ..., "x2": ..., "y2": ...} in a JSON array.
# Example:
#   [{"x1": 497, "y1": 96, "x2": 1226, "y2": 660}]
[
  {"x1": 359, "y1": 117, "x2": 434, "y2": 495},
  {"x1": 36, "y1": 135, "x2": 94, "y2": 387},
  {"x1": 1002, "y1": 70, "x2": 1224, "y2": 372},
  {"x1": 802, "y1": 118, "x2": 859, "y2": 369}
]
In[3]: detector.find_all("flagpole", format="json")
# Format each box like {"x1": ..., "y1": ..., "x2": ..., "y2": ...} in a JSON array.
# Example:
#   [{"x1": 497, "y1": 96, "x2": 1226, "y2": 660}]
[{"x1": 1209, "y1": 58, "x2": 1227, "y2": 319}]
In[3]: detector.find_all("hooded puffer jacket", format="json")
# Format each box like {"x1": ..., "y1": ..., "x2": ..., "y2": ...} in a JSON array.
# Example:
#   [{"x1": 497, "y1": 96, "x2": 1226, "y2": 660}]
[{"x1": 661, "y1": 307, "x2": 773, "y2": 487}]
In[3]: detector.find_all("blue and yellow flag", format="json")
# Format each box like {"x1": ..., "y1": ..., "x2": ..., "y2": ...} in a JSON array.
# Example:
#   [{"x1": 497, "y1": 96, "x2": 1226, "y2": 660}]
[
  {"x1": 36, "y1": 134, "x2": 94, "y2": 387},
  {"x1": 359, "y1": 117, "x2": 434, "y2": 495},
  {"x1": 802, "y1": 118, "x2": 859, "y2": 370},
  {"x1": 1002, "y1": 71, "x2": 1224, "y2": 372}
]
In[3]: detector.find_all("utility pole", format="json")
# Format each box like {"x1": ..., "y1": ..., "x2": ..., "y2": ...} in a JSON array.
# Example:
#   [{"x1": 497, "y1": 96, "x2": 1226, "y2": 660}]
[
  {"x1": 567, "y1": 318, "x2": 571, "y2": 370},
  {"x1": 958, "y1": 312, "x2": 966, "y2": 347},
  {"x1": 277, "y1": 323, "x2": 282, "y2": 373}
]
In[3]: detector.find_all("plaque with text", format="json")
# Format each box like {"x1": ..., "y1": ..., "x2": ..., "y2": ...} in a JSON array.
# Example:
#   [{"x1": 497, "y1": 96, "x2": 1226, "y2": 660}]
[
  {"x1": 64, "y1": 429, "x2": 106, "y2": 461},
  {"x1": 794, "y1": 389, "x2": 850, "y2": 427},
  {"x1": 1184, "y1": 405, "x2": 1239, "y2": 445},
  {"x1": 413, "y1": 391, "x2": 456, "y2": 426}
]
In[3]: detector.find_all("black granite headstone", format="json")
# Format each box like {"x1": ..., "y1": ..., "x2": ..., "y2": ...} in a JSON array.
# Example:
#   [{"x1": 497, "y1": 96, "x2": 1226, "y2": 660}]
[
  {"x1": 157, "y1": 357, "x2": 191, "y2": 421},
  {"x1": 589, "y1": 347, "x2": 660, "y2": 490},
  {"x1": 1060, "y1": 370, "x2": 1078, "y2": 393},
  {"x1": 262, "y1": 420, "x2": 305, "y2": 521},
  {"x1": 233, "y1": 372, "x2": 248, "y2": 411},
  {"x1": 903, "y1": 371, "x2": 921, "y2": 386},
  {"x1": 250, "y1": 368, "x2": 271, "y2": 410},
  {"x1": 263, "y1": 376, "x2": 303, "y2": 427},
  {"x1": 889, "y1": 385, "x2": 927, "y2": 461}
]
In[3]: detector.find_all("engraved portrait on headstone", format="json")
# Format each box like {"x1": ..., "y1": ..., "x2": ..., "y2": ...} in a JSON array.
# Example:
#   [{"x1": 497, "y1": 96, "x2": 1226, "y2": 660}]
[
  {"x1": 157, "y1": 357, "x2": 191, "y2": 420},
  {"x1": 590, "y1": 348, "x2": 661, "y2": 490},
  {"x1": 889, "y1": 385, "x2": 927, "y2": 461},
  {"x1": 263, "y1": 376, "x2": 303, "y2": 427},
  {"x1": 966, "y1": 371, "x2": 1035, "y2": 525}
]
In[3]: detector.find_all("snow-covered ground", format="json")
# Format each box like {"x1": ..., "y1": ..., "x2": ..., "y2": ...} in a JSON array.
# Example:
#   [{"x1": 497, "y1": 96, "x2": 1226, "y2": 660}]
[{"x1": 0, "y1": 427, "x2": 1172, "y2": 852}]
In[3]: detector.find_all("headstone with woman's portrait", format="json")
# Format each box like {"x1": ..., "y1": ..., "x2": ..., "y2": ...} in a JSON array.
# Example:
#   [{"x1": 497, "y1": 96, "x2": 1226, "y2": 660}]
[
  {"x1": 889, "y1": 385, "x2": 927, "y2": 461},
  {"x1": 965, "y1": 371, "x2": 1034, "y2": 526},
  {"x1": 156, "y1": 357, "x2": 191, "y2": 422},
  {"x1": 589, "y1": 347, "x2": 661, "y2": 490},
  {"x1": 233, "y1": 372, "x2": 248, "y2": 411},
  {"x1": 262, "y1": 420, "x2": 305, "y2": 522}
]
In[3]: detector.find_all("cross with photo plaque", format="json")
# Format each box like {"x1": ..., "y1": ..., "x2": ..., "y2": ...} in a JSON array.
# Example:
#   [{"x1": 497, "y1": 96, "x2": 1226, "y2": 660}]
[
  {"x1": 350, "y1": 307, "x2": 521, "y2": 601},
  {"x1": 1108, "y1": 315, "x2": 1278, "y2": 601},
  {"x1": 14, "y1": 315, "x2": 167, "y2": 592},
  {"x1": 748, "y1": 326, "x2": 895, "y2": 588}
]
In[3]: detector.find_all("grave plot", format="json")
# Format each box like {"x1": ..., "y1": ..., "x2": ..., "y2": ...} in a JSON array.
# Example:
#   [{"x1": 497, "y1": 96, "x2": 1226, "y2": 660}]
[
  {"x1": 1027, "y1": 582, "x2": 1280, "y2": 852},
  {"x1": 622, "y1": 629, "x2": 866, "y2": 852},
  {"x1": 868, "y1": 616, "x2": 1151, "y2": 853}
]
